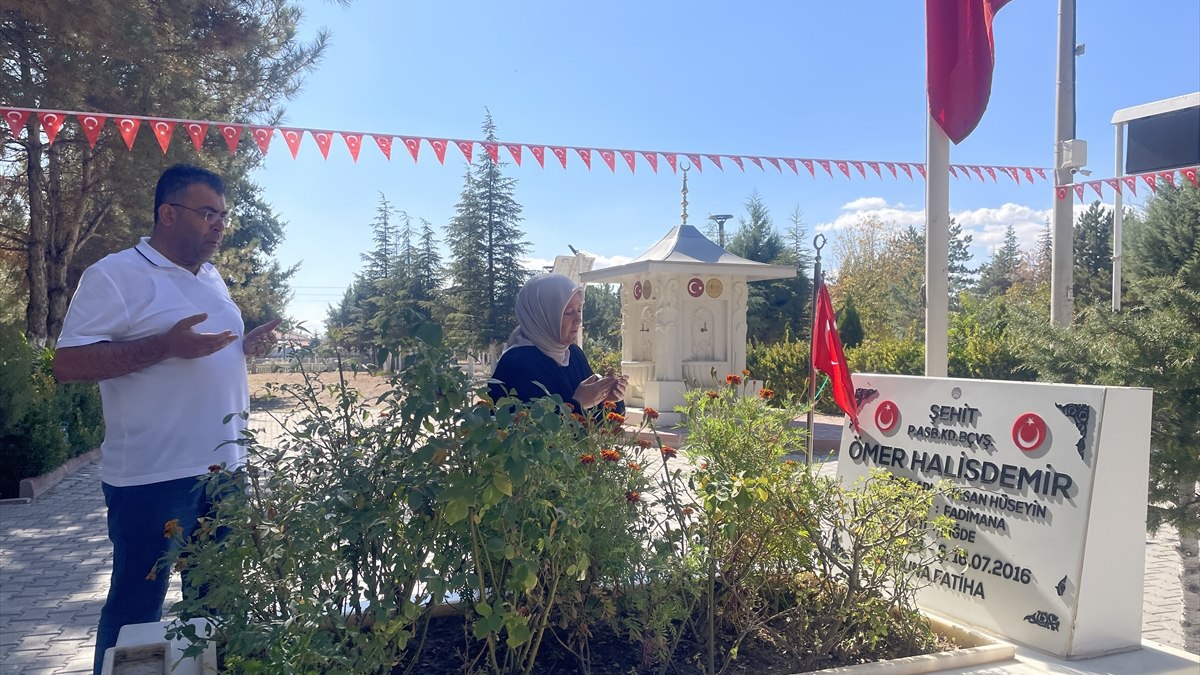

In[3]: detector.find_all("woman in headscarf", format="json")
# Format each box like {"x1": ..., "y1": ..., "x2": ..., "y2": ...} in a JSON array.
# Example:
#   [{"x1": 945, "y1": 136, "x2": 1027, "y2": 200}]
[{"x1": 488, "y1": 273, "x2": 627, "y2": 413}]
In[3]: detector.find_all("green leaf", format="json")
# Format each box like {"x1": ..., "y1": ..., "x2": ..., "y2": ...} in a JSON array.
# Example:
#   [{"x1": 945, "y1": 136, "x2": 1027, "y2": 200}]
[
  {"x1": 444, "y1": 500, "x2": 469, "y2": 524},
  {"x1": 493, "y1": 471, "x2": 513, "y2": 496}
]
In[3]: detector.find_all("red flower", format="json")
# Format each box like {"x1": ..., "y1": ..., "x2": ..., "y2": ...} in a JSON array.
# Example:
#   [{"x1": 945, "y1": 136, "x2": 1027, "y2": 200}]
[
  {"x1": 725, "y1": 374, "x2": 742, "y2": 386},
  {"x1": 626, "y1": 491, "x2": 640, "y2": 503},
  {"x1": 757, "y1": 388, "x2": 775, "y2": 399},
  {"x1": 682, "y1": 507, "x2": 694, "y2": 516},
  {"x1": 706, "y1": 391, "x2": 719, "y2": 399},
  {"x1": 208, "y1": 464, "x2": 222, "y2": 473},
  {"x1": 700, "y1": 462, "x2": 709, "y2": 470},
  {"x1": 606, "y1": 412, "x2": 625, "y2": 425},
  {"x1": 636, "y1": 438, "x2": 652, "y2": 449},
  {"x1": 580, "y1": 453, "x2": 596, "y2": 465},
  {"x1": 644, "y1": 407, "x2": 659, "y2": 420},
  {"x1": 601, "y1": 448, "x2": 621, "y2": 462},
  {"x1": 660, "y1": 446, "x2": 678, "y2": 460},
  {"x1": 572, "y1": 413, "x2": 588, "y2": 425}
]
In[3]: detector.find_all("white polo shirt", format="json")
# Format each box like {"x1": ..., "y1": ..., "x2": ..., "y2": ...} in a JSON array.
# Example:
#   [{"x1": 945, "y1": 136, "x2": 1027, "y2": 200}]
[{"x1": 57, "y1": 238, "x2": 249, "y2": 487}]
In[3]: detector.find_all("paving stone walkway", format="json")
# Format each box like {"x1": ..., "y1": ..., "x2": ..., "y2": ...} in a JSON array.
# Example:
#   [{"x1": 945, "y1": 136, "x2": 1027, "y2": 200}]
[{"x1": 1, "y1": 456, "x2": 1194, "y2": 673}]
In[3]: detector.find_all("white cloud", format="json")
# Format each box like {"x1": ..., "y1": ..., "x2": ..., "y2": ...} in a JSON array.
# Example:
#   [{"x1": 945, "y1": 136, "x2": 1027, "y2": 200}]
[{"x1": 841, "y1": 196, "x2": 889, "y2": 211}]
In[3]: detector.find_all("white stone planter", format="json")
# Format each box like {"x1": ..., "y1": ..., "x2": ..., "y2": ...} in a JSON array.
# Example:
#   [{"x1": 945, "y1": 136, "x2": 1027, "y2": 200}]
[
  {"x1": 100, "y1": 618, "x2": 217, "y2": 675},
  {"x1": 809, "y1": 614, "x2": 1014, "y2": 674}
]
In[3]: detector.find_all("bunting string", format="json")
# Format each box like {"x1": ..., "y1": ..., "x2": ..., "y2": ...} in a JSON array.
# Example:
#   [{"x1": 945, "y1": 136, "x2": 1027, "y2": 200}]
[
  {"x1": 3, "y1": 105, "x2": 1059, "y2": 186},
  {"x1": 1055, "y1": 165, "x2": 1199, "y2": 201}
]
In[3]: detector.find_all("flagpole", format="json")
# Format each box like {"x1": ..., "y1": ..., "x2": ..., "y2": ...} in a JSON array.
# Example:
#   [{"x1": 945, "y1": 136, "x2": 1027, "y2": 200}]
[
  {"x1": 806, "y1": 234, "x2": 826, "y2": 465},
  {"x1": 925, "y1": 116, "x2": 950, "y2": 377}
]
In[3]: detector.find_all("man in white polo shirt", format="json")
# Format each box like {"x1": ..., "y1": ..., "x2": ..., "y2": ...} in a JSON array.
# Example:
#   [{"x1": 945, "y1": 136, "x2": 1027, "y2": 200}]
[{"x1": 53, "y1": 164, "x2": 281, "y2": 674}]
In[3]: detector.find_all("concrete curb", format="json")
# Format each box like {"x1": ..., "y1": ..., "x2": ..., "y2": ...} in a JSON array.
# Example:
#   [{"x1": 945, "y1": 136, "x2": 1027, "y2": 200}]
[{"x1": 18, "y1": 447, "x2": 101, "y2": 500}]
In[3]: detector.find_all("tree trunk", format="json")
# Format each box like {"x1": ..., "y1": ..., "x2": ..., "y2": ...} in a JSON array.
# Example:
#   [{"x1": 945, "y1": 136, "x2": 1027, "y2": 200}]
[
  {"x1": 1177, "y1": 481, "x2": 1199, "y2": 654},
  {"x1": 23, "y1": 122, "x2": 48, "y2": 346}
]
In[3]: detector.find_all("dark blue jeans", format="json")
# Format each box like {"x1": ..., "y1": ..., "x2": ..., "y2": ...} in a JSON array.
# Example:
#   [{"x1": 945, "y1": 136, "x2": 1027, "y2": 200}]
[{"x1": 93, "y1": 475, "x2": 214, "y2": 675}]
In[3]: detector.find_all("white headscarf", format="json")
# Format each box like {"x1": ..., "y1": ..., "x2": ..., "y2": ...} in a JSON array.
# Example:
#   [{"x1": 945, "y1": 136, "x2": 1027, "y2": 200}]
[{"x1": 504, "y1": 273, "x2": 581, "y2": 366}]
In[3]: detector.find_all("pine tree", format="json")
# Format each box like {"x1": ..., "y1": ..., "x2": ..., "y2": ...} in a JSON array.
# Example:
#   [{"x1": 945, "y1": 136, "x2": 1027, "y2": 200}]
[
  {"x1": 901, "y1": 219, "x2": 975, "y2": 298},
  {"x1": 1125, "y1": 180, "x2": 1200, "y2": 290},
  {"x1": 977, "y1": 224, "x2": 1021, "y2": 297},
  {"x1": 779, "y1": 206, "x2": 814, "y2": 339},
  {"x1": 726, "y1": 192, "x2": 800, "y2": 344},
  {"x1": 443, "y1": 113, "x2": 531, "y2": 356},
  {"x1": 1072, "y1": 201, "x2": 1113, "y2": 307}
]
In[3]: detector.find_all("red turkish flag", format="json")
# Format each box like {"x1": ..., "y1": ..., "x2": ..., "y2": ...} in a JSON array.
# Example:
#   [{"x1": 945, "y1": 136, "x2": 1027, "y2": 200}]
[
  {"x1": 663, "y1": 152, "x2": 677, "y2": 173},
  {"x1": 399, "y1": 136, "x2": 420, "y2": 161},
  {"x1": 916, "y1": 164, "x2": 927, "y2": 180},
  {"x1": 373, "y1": 134, "x2": 393, "y2": 160},
  {"x1": 621, "y1": 150, "x2": 637, "y2": 173},
  {"x1": 1142, "y1": 173, "x2": 1158, "y2": 192},
  {"x1": 729, "y1": 156, "x2": 745, "y2": 171},
  {"x1": 927, "y1": 0, "x2": 1011, "y2": 143},
  {"x1": 3, "y1": 109, "x2": 30, "y2": 138},
  {"x1": 483, "y1": 142, "x2": 499, "y2": 163},
  {"x1": 342, "y1": 132, "x2": 363, "y2": 162},
  {"x1": 790, "y1": 159, "x2": 805, "y2": 176},
  {"x1": 899, "y1": 163, "x2": 914, "y2": 179},
  {"x1": 817, "y1": 160, "x2": 833, "y2": 177},
  {"x1": 219, "y1": 125, "x2": 241, "y2": 154},
  {"x1": 183, "y1": 122, "x2": 207, "y2": 152},
  {"x1": 835, "y1": 160, "x2": 852, "y2": 178},
  {"x1": 280, "y1": 128, "x2": 303, "y2": 158},
  {"x1": 867, "y1": 161, "x2": 881, "y2": 178},
  {"x1": 812, "y1": 281, "x2": 860, "y2": 431},
  {"x1": 1183, "y1": 167, "x2": 1198, "y2": 187},
  {"x1": 574, "y1": 147, "x2": 592, "y2": 170},
  {"x1": 1089, "y1": 181, "x2": 1104, "y2": 199},
  {"x1": 948, "y1": 165, "x2": 960, "y2": 178},
  {"x1": 1023, "y1": 167, "x2": 1035, "y2": 183},
  {"x1": 748, "y1": 156, "x2": 763, "y2": 171},
  {"x1": 454, "y1": 140, "x2": 473, "y2": 162},
  {"x1": 1073, "y1": 184, "x2": 1085, "y2": 201},
  {"x1": 850, "y1": 160, "x2": 866, "y2": 178},
  {"x1": 705, "y1": 154, "x2": 723, "y2": 170},
  {"x1": 1034, "y1": 167, "x2": 1047, "y2": 181},
  {"x1": 116, "y1": 117, "x2": 141, "y2": 150},
  {"x1": 883, "y1": 162, "x2": 897, "y2": 178},
  {"x1": 77, "y1": 114, "x2": 106, "y2": 148},
  {"x1": 599, "y1": 149, "x2": 616, "y2": 172},
  {"x1": 39, "y1": 111, "x2": 67, "y2": 144},
  {"x1": 1122, "y1": 175, "x2": 1138, "y2": 196},
  {"x1": 640, "y1": 151, "x2": 658, "y2": 173},
  {"x1": 969, "y1": 165, "x2": 986, "y2": 181},
  {"x1": 1055, "y1": 186, "x2": 1068, "y2": 200},
  {"x1": 506, "y1": 144, "x2": 522, "y2": 165},
  {"x1": 1159, "y1": 170, "x2": 1176, "y2": 188},
  {"x1": 251, "y1": 126, "x2": 274, "y2": 155},
  {"x1": 151, "y1": 120, "x2": 175, "y2": 154},
  {"x1": 766, "y1": 157, "x2": 782, "y2": 172},
  {"x1": 984, "y1": 166, "x2": 997, "y2": 182},
  {"x1": 429, "y1": 138, "x2": 449, "y2": 164},
  {"x1": 530, "y1": 145, "x2": 546, "y2": 167},
  {"x1": 311, "y1": 130, "x2": 334, "y2": 159},
  {"x1": 1006, "y1": 166, "x2": 1019, "y2": 183},
  {"x1": 550, "y1": 146, "x2": 567, "y2": 168},
  {"x1": 1104, "y1": 178, "x2": 1120, "y2": 194},
  {"x1": 686, "y1": 153, "x2": 703, "y2": 172}
]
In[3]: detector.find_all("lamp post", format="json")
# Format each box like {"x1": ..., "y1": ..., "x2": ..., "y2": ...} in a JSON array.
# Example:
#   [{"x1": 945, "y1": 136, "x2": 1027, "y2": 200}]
[{"x1": 708, "y1": 213, "x2": 733, "y2": 248}]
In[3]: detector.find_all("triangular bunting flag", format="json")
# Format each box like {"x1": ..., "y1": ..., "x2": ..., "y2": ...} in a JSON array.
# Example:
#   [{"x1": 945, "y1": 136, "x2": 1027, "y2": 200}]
[
  {"x1": 574, "y1": 147, "x2": 592, "y2": 170},
  {"x1": 766, "y1": 157, "x2": 782, "y2": 172},
  {"x1": 251, "y1": 126, "x2": 274, "y2": 155},
  {"x1": 1183, "y1": 167, "x2": 1198, "y2": 187},
  {"x1": 530, "y1": 145, "x2": 546, "y2": 168},
  {"x1": 883, "y1": 162, "x2": 897, "y2": 178},
  {"x1": 280, "y1": 128, "x2": 303, "y2": 159},
  {"x1": 850, "y1": 161, "x2": 866, "y2": 178},
  {"x1": 184, "y1": 122, "x2": 207, "y2": 152},
  {"x1": 834, "y1": 160, "x2": 851, "y2": 178},
  {"x1": 640, "y1": 151, "x2": 658, "y2": 173},
  {"x1": 454, "y1": 140, "x2": 473, "y2": 162},
  {"x1": 1122, "y1": 175, "x2": 1138, "y2": 196},
  {"x1": 77, "y1": 114, "x2": 106, "y2": 148},
  {"x1": 899, "y1": 163, "x2": 914, "y2": 179},
  {"x1": 1073, "y1": 184, "x2": 1085, "y2": 201},
  {"x1": 1055, "y1": 186, "x2": 1068, "y2": 200},
  {"x1": 796, "y1": 159, "x2": 810, "y2": 176},
  {"x1": 1007, "y1": 167, "x2": 1019, "y2": 184},
  {"x1": 1103, "y1": 178, "x2": 1120, "y2": 194},
  {"x1": 506, "y1": 144, "x2": 522, "y2": 165},
  {"x1": 399, "y1": 136, "x2": 420, "y2": 161},
  {"x1": 374, "y1": 134, "x2": 393, "y2": 160},
  {"x1": 949, "y1": 165, "x2": 959, "y2": 178},
  {"x1": 817, "y1": 160, "x2": 833, "y2": 177},
  {"x1": 686, "y1": 154, "x2": 703, "y2": 172},
  {"x1": 705, "y1": 154, "x2": 723, "y2": 170},
  {"x1": 984, "y1": 166, "x2": 997, "y2": 182},
  {"x1": 1159, "y1": 170, "x2": 1176, "y2": 188},
  {"x1": 39, "y1": 111, "x2": 66, "y2": 144},
  {"x1": 429, "y1": 138, "x2": 449, "y2": 164},
  {"x1": 621, "y1": 150, "x2": 637, "y2": 173},
  {"x1": 748, "y1": 156, "x2": 763, "y2": 171},
  {"x1": 1023, "y1": 168, "x2": 1034, "y2": 183},
  {"x1": 482, "y1": 142, "x2": 499, "y2": 163},
  {"x1": 1089, "y1": 181, "x2": 1104, "y2": 199},
  {"x1": 151, "y1": 120, "x2": 175, "y2": 154},
  {"x1": 1034, "y1": 167, "x2": 1047, "y2": 181},
  {"x1": 219, "y1": 125, "x2": 241, "y2": 154},
  {"x1": 916, "y1": 164, "x2": 927, "y2": 179},
  {"x1": 969, "y1": 165, "x2": 985, "y2": 181},
  {"x1": 729, "y1": 156, "x2": 744, "y2": 171},
  {"x1": 866, "y1": 161, "x2": 881, "y2": 178},
  {"x1": 550, "y1": 146, "x2": 567, "y2": 168},
  {"x1": 663, "y1": 152, "x2": 677, "y2": 173},
  {"x1": 116, "y1": 117, "x2": 141, "y2": 150},
  {"x1": 3, "y1": 109, "x2": 30, "y2": 138},
  {"x1": 599, "y1": 149, "x2": 616, "y2": 172},
  {"x1": 342, "y1": 132, "x2": 363, "y2": 162},
  {"x1": 1142, "y1": 174, "x2": 1157, "y2": 192},
  {"x1": 311, "y1": 130, "x2": 334, "y2": 159}
]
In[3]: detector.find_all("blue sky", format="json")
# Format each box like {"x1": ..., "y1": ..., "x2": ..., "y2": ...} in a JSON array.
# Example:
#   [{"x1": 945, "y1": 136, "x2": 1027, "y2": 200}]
[{"x1": 250, "y1": 1, "x2": 1200, "y2": 331}]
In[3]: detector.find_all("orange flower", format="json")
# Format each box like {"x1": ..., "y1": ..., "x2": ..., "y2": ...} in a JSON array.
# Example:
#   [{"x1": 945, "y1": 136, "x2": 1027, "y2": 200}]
[
  {"x1": 682, "y1": 507, "x2": 694, "y2": 516},
  {"x1": 625, "y1": 491, "x2": 640, "y2": 503},
  {"x1": 580, "y1": 453, "x2": 596, "y2": 465},
  {"x1": 660, "y1": 446, "x2": 678, "y2": 460},
  {"x1": 644, "y1": 407, "x2": 659, "y2": 420},
  {"x1": 725, "y1": 374, "x2": 742, "y2": 386},
  {"x1": 606, "y1": 412, "x2": 625, "y2": 424},
  {"x1": 163, "y1": 519, "x2": 183, "y2": 539},
  {"x1": 601, "y1": 448, "x2": 621, "y2": 462},
  {"x1": 706, "y1": 391, "x2": 719, "y2": 399},
  {"x1": 627, "y1": 461, "x2": 641, "y2": 471},
  {"x1": 741, "y1": 369, "x2": 750, "y2": 377},
  {"x1": 572, "y1": 413, "x2": 587, "y2": 425},
  {"x1": 700, "y1": 462, "x2": 709, "y2": 470},
  {"x1": 636, "y1": 438, "x2": 652, "y2": 449},
  {"x1": 758, "y1": 388, "x2": 775, "y2": 399},
  {"x1": 603, "y1": 400, "x2": 618, "y2": 411}
]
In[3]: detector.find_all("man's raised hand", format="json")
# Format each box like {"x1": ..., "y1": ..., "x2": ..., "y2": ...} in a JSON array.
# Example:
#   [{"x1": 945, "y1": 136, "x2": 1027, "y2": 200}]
[{"x1": 164, "y1": 313, "x2": 237, "y2": 359}]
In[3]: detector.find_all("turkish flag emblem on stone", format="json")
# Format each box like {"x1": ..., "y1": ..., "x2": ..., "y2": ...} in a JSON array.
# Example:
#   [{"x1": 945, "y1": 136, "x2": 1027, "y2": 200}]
[{"x1": 78, "y1": 114, "x2": 107, "y2": 148}]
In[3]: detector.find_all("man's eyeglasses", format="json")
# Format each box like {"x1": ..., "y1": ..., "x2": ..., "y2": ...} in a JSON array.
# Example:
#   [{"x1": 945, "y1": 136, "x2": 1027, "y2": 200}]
[{"x1": 169, "y1": 203, "x2": 229, "y2": 225}]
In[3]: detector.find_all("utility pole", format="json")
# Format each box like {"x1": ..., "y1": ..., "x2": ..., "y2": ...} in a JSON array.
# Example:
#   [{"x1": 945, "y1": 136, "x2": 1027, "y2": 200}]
[{"x1": 1050, "y1": 0, "x2": 1077, "y2": 326}]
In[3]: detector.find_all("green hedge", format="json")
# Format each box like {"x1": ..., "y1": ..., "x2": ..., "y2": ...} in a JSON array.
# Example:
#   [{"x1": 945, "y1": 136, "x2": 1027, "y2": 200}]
[{"x1": 0, "y1": 324, "x2": 104, "y2": 498}]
